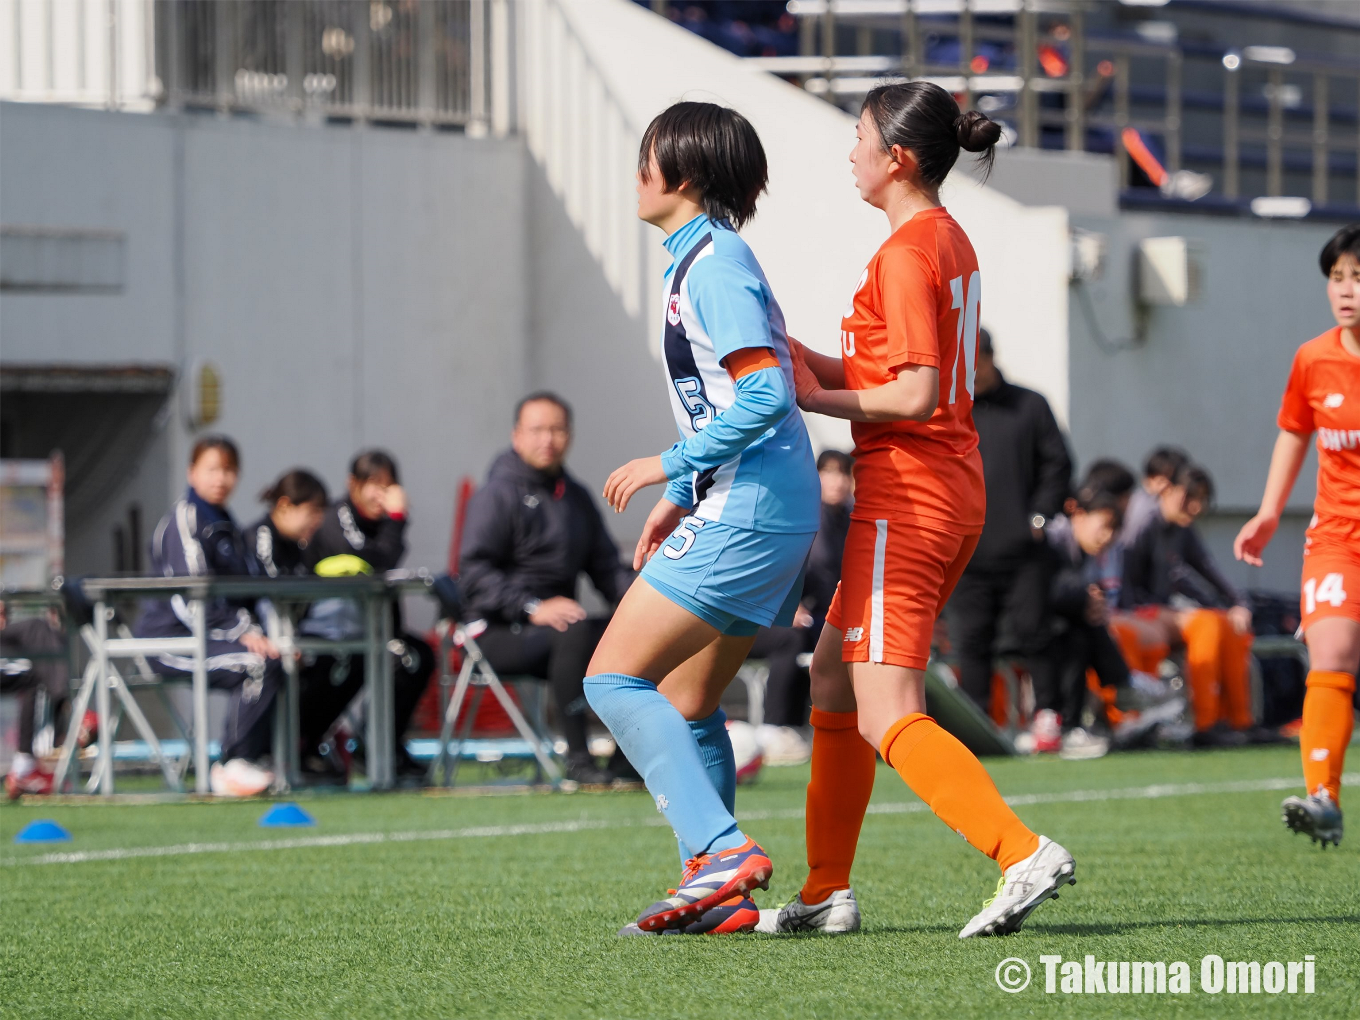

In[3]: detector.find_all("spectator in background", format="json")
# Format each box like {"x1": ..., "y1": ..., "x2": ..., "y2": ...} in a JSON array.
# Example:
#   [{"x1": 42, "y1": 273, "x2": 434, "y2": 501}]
[
  {"x1": 1123, "y1": 446, "x2": 1189, "y2": 546},
  {"x1": 300, "y1": 449, "x2": 433, "y2": 779},
  {"x1": 1, "y1": 601, "x2": 68, "y2": 798},
  {"x1": 459, "y1": 393, "x2": 635, "y2": 785},
  {"x1": 947, "y1": 328, "x2": 1072, "y2": 711},
  {"x1": 747, "y1": 449, "x2": 853, "y2": 764},
  {"x1": 1119, "y1": 463, "x2": 1257, "y2": 745},
  {"x1": 1082, "y1": 458, "x2": 1136, "y2": 608},
  {"x1": 247, "y1": 469, "x2": 329, "y2": 578},
  {"x1": 1029, "y1": 484, "x2": 1128, "y2": 760},
  {"x1": 134, "y1": 435, "x2": 280, "y2": 796}
]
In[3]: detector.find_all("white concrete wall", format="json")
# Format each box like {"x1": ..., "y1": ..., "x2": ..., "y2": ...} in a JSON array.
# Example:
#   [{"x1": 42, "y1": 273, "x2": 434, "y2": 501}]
[{"x1": 2, "y1": 102, "x2": 530, "y2": 584}]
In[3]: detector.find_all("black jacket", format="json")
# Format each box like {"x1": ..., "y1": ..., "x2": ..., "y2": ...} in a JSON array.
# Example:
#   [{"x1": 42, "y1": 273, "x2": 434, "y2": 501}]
[
  {"x1": 304, "y1": 499, "x2": 408, "y2": 572},
  {"x1": 970, "y1": 373, "x2": 1072, "y2": 569},
  {"x1": 1121, "y1": 516, "x2": 1246, "y2": 610},
  {"x1": 247, "y1": 515, "x2": 310, "y2": 578},
  {"x1": 459, "y1": 450, "x2": 631, "y2": 624},
  {"x1": 803, "y1": 501, "x2": 850, "y2": 622},
  {"x1": 1043, "y1": 515, "x2": 1099, "y2": 623}
]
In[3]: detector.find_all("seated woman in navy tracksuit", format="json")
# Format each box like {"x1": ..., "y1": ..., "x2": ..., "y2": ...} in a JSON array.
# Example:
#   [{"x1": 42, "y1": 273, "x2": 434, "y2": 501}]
[
  {"x1": 246, "y1": 469, "x2": 330, "y2": 579},
  {"x1": 134, "y1": 435, "x2": 281, "y2": 796}
]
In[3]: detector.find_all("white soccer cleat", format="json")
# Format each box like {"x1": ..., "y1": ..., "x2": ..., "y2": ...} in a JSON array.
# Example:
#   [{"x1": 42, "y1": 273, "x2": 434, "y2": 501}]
[
  {"x1": 1058, "y1": 727, "x2": 1109, "y2": 761},
  {"x1": 958, "y1": 836, "x2": 1075, "y2": 939},
  {"x1": 755, "y1": 887, "x2": 861, "y2": 934},
  {"x1": 209, "y1": 758, "x2": 274, "y2": 797}
]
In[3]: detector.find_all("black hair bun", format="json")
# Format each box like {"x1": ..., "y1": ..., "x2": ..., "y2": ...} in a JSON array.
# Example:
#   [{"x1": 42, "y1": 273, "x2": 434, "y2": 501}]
[{"x1": 955, "y1": 109, "x2": 1002, "y2": 152}]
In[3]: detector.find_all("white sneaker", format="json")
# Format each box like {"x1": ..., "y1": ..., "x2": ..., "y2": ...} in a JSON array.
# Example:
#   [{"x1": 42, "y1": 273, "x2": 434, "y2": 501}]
[
  {"x1": 210, "y1": 758, "x2": 274, "y2": 797},
  {"x1": 958, "y1": 836, "x2": 1075, "y2": 938},
  {"x1": 1059, "y1": 727, "x2": 1109, "y2": 760},
  {"x1": 755, "y1": 887, "x2": 861, "y2": 934},
  {"x1": 756, "y1": 725, "x2": 811, "y2": 766}
]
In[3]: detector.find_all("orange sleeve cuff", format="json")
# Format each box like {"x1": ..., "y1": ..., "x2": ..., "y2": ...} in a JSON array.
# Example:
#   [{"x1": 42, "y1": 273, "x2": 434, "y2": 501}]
[{"x1": 723, "y1": 346, "x2": 781, "y2": 381}]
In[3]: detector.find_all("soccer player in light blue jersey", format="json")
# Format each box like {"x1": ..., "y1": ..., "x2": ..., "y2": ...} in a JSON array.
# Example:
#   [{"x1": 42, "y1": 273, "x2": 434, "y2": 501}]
[{"x1": 584, "y1": 102, "x2": 820, "y2": 935}]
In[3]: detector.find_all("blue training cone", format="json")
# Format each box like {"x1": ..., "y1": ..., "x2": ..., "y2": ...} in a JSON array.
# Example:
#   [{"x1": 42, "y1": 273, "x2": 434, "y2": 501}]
[
  {"x1": 14, "y1": 819, "x2": 72, "y2": 844},
  {"x1": 258, "y1": 803, "x2": 316, "y2": 828}
]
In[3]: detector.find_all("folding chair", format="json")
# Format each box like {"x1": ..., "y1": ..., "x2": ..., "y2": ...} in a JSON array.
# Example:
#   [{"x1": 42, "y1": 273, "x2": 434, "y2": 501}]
[{"x1": 428, "y1": 621, "x2": 562, "y2": 786}]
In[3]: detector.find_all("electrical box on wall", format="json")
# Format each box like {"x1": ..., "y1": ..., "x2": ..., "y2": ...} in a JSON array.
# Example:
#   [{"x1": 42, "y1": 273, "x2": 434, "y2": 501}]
[{"x1": 1137, "y1": 236, "x2": 1203, "y2": 306}]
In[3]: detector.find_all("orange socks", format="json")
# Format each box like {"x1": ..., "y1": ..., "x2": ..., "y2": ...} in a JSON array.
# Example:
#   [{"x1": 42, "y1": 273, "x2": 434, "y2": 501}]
[
  {"x1": 1300, "y1": 670, "x2": 1356, "y2": 804},
  {"x1": 881, "y1": 713, "x2": 1039, "y2": 872},
  {"x1": 800, "y1": 708, "x2": 877, "y2": 906}
]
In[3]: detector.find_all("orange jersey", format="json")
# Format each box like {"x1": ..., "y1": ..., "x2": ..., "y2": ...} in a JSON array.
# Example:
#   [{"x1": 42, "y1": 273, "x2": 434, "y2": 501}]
[
  {"x1": 1277, "y1": 327, "x2": 1360, "y2": 522},
  {"x1": 839, "y1": 207, "x2": 986, "y2": 532}
]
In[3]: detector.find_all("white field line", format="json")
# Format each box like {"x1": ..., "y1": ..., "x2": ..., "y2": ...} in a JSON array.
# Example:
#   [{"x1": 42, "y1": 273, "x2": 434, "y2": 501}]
[{"x1": 6, "y1": 773, "x2": 1354, "y2": 869}]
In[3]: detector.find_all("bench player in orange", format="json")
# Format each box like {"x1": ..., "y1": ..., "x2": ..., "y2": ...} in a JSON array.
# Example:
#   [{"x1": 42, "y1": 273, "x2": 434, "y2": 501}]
[
  {"x1": 1235, "y1": 224, "x2": 1360, "y2": 848},
  {"x1": 759, "y1": 82, "x2": 1075, "y2": 938}
]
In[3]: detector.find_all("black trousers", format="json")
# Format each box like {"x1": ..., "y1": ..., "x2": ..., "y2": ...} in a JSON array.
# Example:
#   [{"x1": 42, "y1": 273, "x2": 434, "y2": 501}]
[
  {"x1": 1039, "y1": 623, "x2": 1130, "y2": 730},
  {"x1": 946, "y1": 554, "x2": 1050, "y2": 712},
  {"x1": 748, "y1": 625, "x2": 818, "y2": 727},
  {"x1": 473, "y1": 619, "x2": 608, "y2": 758},
  {"x1": 1, "y1": 617, "x2": 69, "y2": 755},
  {"x1": 148, "y1": 639, "x2": 282, "y2": 762},
  {"x1": 298, "y1": 632, "x2": 433, "y2": 757}
]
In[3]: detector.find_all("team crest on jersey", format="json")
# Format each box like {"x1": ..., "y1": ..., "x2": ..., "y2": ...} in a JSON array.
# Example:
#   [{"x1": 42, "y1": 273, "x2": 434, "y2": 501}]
[
  {"x1": 1325, "y1": 393, "x2": 1345, "y2": 408},
  {"x1": 667, "y1": 293, "x2": 682, "y2": 326}
]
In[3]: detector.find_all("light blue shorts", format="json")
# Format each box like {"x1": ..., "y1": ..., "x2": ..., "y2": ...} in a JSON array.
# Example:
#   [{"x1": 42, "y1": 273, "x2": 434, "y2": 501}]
[{"x1": 640, "y1": 517, "x2": 815, "y2": 636}]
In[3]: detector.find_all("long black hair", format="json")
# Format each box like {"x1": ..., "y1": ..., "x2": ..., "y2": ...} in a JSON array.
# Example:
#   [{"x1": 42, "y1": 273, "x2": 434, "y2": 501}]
[
  {"x1": 861, "y1": 82, "x2": 1002, "y2": 185},
  {"x1": 639, "y1": 101, "x2": 768, "y2": 229}
]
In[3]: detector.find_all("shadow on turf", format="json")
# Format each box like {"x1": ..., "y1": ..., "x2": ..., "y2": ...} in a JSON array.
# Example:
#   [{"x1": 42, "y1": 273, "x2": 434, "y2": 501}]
[{"x1": 867, "y1": 915, "x2": 1360, "y2": 938}]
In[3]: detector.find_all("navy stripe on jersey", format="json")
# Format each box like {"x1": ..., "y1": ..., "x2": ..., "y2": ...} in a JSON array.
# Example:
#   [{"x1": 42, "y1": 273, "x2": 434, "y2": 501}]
[{"x1": 664, "y1": 233, "x2": 716, "y2": 430}]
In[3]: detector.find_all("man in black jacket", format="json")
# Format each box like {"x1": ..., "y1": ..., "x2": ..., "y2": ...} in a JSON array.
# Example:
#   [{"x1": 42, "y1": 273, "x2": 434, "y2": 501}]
[
  {"x1": 947, "y1": 330, "x2": 1073, "y2": 711},
  {"x1": 459, "y1": 392, "x2": 634, "y2": 784}
]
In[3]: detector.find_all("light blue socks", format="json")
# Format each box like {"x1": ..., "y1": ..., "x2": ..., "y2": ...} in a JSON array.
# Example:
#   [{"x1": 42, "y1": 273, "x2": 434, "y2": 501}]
[{"x1": 584, "y1": 673, "x2": 745, "y2": 858}]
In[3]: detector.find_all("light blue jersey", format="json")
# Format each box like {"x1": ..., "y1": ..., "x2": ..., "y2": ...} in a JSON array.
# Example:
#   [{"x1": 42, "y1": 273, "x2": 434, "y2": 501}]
[{"x1": 656, "y1": 215, "x2": 820, "y2": 535}]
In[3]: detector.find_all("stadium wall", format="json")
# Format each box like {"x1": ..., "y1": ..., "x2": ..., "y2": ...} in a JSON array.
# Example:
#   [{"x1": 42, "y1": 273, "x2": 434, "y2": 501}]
[
  {"x1": 1068, "y1": 211, "x2": 1340, "y2": 594},
  {"x1": 1, "y1": 101, "x2": 530, "y2": 587}
]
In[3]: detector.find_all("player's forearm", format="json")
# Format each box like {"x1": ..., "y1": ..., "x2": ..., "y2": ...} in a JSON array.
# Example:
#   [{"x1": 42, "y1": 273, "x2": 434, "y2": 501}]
[
  {"x1": 1254, "y1": 430, "x2": 1310, "y2": 520},
  {"x1": 660, "y1": 368, "x2": 793, "y2": 475},
  {"x1": 805, "y1": 366, "x2": 939, "y2": 423},
  {"x1": 799, "y1": 343, "x2": 846, "y2": 389}
]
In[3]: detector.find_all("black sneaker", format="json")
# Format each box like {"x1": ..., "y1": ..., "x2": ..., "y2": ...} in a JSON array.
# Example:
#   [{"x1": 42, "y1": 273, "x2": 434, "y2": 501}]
[{"x1": 563, "y1": 753, "x2": 611, "y2": 785}]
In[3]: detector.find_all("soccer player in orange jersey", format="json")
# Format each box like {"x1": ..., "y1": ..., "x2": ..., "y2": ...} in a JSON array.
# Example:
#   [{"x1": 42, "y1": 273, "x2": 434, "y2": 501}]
[
  {"x1": 759, "y1": 82, "x2": 1074, "y2": 939},
  {"x1": 1235, "y1": 224, "x2": 1360, "y2": 848}
]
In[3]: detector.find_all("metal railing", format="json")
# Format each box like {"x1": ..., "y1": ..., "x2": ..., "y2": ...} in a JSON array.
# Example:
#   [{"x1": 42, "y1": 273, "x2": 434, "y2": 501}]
[
  {"x1": 157, "y1": 0, "x2": 491, "y2": 129},
  {"x1": 753, "y1": 0, "x2": 1360, "y2": 213}
]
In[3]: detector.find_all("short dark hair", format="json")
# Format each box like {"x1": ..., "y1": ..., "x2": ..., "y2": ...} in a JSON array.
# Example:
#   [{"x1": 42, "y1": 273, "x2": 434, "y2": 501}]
[
  {"x1": 639, "y1": 102, "x2": 768, "y2": 230},
  {"x1": 861, "y1": 81, "x2": 1002, "y2": 186},
  {"x1": 1081, "y1": 458, "x2": 1135, "y2": 500},
  {"x1": 1173, "y1": 463, "x2": 1215, "y2": 507},
  {"x1": 977, "y1": 327, "x2": 993, "y2": 355},
  {"x1": 1070, "y1": 483, "x2": 1125, "y2": 530},
  {"x1": 259, "y1": 469, "x2": 328, "y2": 508},
  {"x1": 1144, "y1": 446, "x2": 1190, "y2": 482},
  {"x1": 816, "y1": 449, "x2": 854, "y2": 474},
  {"x1": 350, "y1": 449, "x2": 399, "y2": 485},
  {"x1": 514, "y1": 391, "x2": 573, "y2": 428},
  {"x1": 1319, "y1": 223, "x2": 1360, "y2": 276},
  {"x1": 190, "y1": 434, "x2": 240, "y2": 472}
]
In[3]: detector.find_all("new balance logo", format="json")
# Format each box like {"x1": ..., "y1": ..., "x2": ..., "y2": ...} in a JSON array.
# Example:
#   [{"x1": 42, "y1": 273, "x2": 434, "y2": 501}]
[
  {"x1": 655, "y1": 794, "x2": 669, "y2": 811},
  {"x1": 844, "y1": 627, "x2": 864, "y2": 641},
  {"x1": 1324, "y1": 393, "x2": 1344, "y2": 408}
]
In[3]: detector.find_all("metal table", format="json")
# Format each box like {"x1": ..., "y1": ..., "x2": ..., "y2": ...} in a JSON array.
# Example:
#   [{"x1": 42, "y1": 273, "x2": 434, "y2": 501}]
[{"x1": 57, "y1": 572, "x2": 433, "y2": 795}]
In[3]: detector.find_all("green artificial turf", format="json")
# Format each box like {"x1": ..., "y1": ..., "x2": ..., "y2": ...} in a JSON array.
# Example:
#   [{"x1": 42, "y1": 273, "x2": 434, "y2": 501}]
[{"x1": 2, "y1": 746, "x2": 1357, "y2": 1019}]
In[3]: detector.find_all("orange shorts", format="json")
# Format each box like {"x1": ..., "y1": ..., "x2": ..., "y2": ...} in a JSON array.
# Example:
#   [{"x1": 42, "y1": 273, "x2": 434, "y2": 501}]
[
  {"x1": 826, "y1": 518, "x2": 979, "y2": 669},
  {"x1": 1301, "y1": 515, "x2": 1360, "y2": 631}
]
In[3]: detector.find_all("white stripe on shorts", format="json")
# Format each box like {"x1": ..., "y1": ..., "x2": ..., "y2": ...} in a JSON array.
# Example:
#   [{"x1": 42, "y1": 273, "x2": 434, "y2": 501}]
[{"x1": 870, "y1": 520, "x2": 888, "y2": 663}]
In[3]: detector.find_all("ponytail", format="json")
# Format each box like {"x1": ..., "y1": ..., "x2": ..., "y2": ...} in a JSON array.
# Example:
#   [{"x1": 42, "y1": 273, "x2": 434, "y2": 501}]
[{"x1": 862, "y1": 82, "x2": 1002, "y2": 185}]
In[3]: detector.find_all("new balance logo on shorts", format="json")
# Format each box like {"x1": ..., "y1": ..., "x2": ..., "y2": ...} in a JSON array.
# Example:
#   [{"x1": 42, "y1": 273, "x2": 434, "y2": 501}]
[{"x1": 844, "y1": 627, "x2": 864, "y2": 641}]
